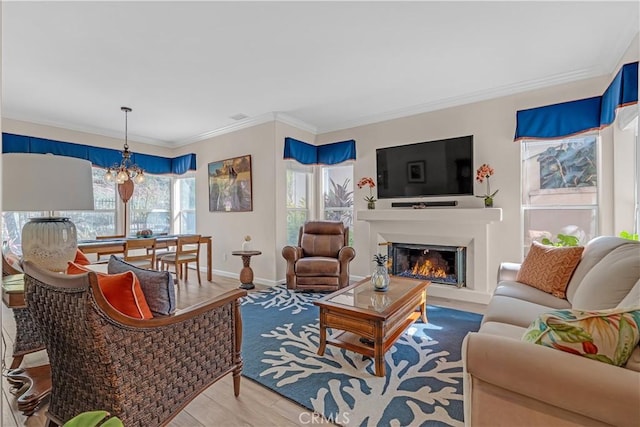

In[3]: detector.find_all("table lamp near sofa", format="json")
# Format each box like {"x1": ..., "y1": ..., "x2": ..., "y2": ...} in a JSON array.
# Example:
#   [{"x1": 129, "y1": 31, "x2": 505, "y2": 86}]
[{"x1": 2, "y1": 153, "x2": 94, "y2": 272}]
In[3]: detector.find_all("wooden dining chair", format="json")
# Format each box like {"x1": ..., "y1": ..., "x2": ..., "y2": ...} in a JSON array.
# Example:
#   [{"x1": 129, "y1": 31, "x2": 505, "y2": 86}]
[
  {"x1": 124, "y1": 237, "x2": 157, "y2": 269},
  {"x1": 159, "y1": 235, "x2": 201, "y2": 284},
  {"x1": 95, "y1": 234, "x2": 126, "y2": 262}
]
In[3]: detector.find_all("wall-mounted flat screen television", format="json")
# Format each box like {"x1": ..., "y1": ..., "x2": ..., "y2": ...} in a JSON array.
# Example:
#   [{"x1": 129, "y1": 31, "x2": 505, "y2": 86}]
[{"x1": 376, "y1": 135, "x2": 474, "y2": 199}]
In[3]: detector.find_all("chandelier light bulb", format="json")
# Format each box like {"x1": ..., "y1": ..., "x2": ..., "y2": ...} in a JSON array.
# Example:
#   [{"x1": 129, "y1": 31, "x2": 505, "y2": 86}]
[
  {"x1": 134, "y1": 172, "x2": 145, "y2": 184},
  {"x1": 116, "y1": 170, "x2": 129, "y2": 184},
  {"x1": 104, "y1": 170, "x2": 114, "y2": 183}
]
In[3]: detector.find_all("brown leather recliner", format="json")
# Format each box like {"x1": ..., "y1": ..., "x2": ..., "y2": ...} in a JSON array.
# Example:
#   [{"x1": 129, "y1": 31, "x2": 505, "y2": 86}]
[{"x1": 282, "y1": 221, "x2": 355, "y2": 291}]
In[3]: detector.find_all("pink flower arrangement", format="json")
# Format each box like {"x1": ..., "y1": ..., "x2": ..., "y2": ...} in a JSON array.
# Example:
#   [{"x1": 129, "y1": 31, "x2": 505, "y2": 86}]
[
  {"x1": 475, "y1": 163, "x2": 499, "y2": 200},
  {"x1": 357, "y1": 177, "x2": 377, "y2": 203}
]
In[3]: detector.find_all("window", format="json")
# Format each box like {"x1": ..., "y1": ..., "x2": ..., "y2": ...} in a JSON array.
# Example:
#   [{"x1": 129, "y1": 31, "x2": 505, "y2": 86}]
[
  {"x1": 286, "y1": 162, "x2": 313, "y2": 245},
  {"x1": 521, "y1": 135, "x2": 599, "y2": 254},
  {"x1": 61, "y1": 168, "x2": 117, "y2": 240},
  {"x1": 175, "y1": 176, "x2": 196, "y2": 234},
  {"x1": 129, "y1": 174, "x2": 172, "y2": 234},
  {"x1": 321, "y1": 164, "x2": 354, "y2": 246}
]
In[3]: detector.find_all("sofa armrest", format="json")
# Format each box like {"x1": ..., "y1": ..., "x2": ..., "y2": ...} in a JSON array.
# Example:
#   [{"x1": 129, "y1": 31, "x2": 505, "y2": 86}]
[
  {"x1": 497, "y1": 262, "x2": 521, "y2": 283},
  {"x1": 463, "y1": 332, "x2": 640, "y2": 427}
]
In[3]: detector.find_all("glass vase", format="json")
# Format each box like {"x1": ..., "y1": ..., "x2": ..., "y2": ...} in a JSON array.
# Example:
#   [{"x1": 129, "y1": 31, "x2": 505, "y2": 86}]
[
  {"x1": 367, "y1": 201, "x2": 376, "y2": 210},
  {"x1": 371, "y1": 265, "x2": 390, "y2": 292}
]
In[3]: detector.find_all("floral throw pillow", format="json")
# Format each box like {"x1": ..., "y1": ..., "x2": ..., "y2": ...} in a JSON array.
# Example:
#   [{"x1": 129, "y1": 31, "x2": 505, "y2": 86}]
[{"x1": 522, "y1": 307, "x2": 640, "y2": 366}]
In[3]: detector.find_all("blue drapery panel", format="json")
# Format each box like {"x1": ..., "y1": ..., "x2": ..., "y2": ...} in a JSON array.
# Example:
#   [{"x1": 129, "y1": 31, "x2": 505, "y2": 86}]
[
  {"x1": 515, "y1": 61, "x2": 638, "y2": 140},
  {"x1": 1, "y1": 133, "x2": 196, "y2": 175},
  {"x1": 284, "y1": 137, "x2": 356, "y2": 165}
]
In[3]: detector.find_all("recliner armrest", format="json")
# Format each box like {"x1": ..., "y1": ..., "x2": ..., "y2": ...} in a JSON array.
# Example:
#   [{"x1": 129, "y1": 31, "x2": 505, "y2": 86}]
[
  {"x1": 282, "y1": 246, "x2": 303, "y2": 262},
  {"x1": 338, "y1": 246, "x2": 355, "y2": 263}
]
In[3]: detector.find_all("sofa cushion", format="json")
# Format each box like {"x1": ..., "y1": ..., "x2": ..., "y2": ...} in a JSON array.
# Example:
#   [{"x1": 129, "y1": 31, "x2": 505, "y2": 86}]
[
  {"x1": 482, "y1": 295, "x2": 570, "y2": 328},
  {"x1": 108, "y1": 256, "x2": 176, "y2": 316},
  {"x1": 618, "y1": 279, "x2": 640, "y2": 309},
  {"x1": 295, "y1": 257, "x2": 340, "y2": 276},
  {"x1": 494, "y1": 281, "x2": 573, "y2": 309},
  {"x1": 478, "y1": 321, "x2": 527, "y2": 340},
  {"x1": 67, "y1": 261, "x2": 153, "y2": 319},
  {"x1": 516, "y1": 242, "x2": 584, "y2": 299},
  {"x1": 571, "y1": 244, "x2": 640, "y2": 310},
  {"x1": 522, "y1": 307, "x2": 640, "y2": 366},
  {"x1": 565, "y1": 237, "x2": 638, "y2": 303}
]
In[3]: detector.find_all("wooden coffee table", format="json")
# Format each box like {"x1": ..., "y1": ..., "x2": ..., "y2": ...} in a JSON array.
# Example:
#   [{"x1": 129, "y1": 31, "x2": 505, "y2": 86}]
[{"x1": 314, "y1": 276, "x2": 429, "y2": 377}]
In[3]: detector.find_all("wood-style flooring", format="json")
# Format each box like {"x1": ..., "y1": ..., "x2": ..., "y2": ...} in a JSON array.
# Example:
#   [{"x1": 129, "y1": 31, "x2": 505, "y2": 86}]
[{"x1": 1, "y1": 269, "x2": 486, "y2": 427}]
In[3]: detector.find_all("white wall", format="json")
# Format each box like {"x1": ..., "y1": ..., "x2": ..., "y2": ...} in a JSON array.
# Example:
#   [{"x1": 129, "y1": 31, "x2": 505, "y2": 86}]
[
  {"x1": 314, "y1": 75, "x2": 615, "y2": 292},
  {"x1": 4, "y1": 34, "x2": 638, "y2": 293}
]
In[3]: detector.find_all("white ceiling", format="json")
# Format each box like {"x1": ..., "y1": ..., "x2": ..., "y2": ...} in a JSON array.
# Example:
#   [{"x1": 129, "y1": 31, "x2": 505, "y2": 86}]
[{"x1": 2, "y1": 1, "x2": 639, "y2": 147}]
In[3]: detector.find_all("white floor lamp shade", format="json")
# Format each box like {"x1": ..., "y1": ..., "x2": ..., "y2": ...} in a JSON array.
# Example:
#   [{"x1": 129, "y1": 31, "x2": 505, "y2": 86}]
[{"x1": 2, "y1": 153, "x2": 94, "y2": 272}]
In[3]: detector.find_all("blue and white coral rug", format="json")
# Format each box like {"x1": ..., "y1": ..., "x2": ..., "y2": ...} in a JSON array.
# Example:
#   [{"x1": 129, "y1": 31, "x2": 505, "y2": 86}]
[{"x1": 240, "y1": 285, "x2": 482, "y2": 427}]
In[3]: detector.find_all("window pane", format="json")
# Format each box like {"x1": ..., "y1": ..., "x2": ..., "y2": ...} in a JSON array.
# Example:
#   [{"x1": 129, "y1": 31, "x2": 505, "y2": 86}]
[
  {"x1": 61, "y1": 168, "x2": 117, "y2": 239},
  {"x1": 523, "y1": 207, "x2": 596, "y2": 253},
  {"x1": 1, "y1": 211, "x2": 44, "y2": 255},
  {"x1": 322, "y1": 165, "x2": 353, "y2": 230},
  {"x1": 287, "y1": 210, "x2": 308, "y2": 245},
  {"x1": 522, "y1": 136, "x2": 597, "y2": 206},
  {"x1": 130, "y1": 175, "x2": 172, "y2": 234},
  {"x1": 286, "y1": 162, "x2": 312, "y2": 246},
  {"x1": 176, "y1": 177, "x2": 196, "y2": 234},
  {"x1": 286, "y1": 169, "x2": 309, "y2": 209}
]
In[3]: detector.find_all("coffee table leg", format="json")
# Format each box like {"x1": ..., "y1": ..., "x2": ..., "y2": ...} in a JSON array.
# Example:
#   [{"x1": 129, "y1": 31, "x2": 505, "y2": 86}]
[
  {"x1": 420, "y1": 300, "x2": 428, "y2": 323},
  {"x1": 374, "y1": 334, "x2": 385, "y2": 377},
  {"x1": 317, "y1": 322, "x2": 327, "y2": 356}
]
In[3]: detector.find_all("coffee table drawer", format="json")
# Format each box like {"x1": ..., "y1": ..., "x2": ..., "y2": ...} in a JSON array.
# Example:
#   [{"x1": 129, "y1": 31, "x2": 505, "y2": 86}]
[{"x1": 324, "y1": 312, "x2": 374, "y2": 337}]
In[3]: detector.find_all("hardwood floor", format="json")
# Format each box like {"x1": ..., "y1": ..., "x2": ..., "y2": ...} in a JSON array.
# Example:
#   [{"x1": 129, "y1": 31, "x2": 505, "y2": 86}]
[{"x1": 1, "y1": 269, "x2": 486, "y2": 426}]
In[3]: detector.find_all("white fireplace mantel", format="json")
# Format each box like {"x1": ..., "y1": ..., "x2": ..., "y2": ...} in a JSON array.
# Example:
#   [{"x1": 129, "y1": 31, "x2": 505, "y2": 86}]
[
  {"x1": 356, "y1": 208, "x2": 502, "y2": 224},
  {"x1": 357, "y1": 207, "x2": 503, "y2": 305}
]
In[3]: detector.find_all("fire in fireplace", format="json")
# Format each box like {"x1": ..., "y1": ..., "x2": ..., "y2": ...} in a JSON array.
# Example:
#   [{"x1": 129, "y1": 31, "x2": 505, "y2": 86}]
[{"x1": 387, "y1": 243, "x2": 466, "y2": 287}]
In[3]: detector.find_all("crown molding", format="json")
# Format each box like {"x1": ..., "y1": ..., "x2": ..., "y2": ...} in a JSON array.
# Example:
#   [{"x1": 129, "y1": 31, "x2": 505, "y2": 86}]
[
  {"x1": 317, "y1": 67, "x2": 606, "y2": 134},
  {"x1": 171, "y1": 112, "x2": 278, "y2": 147},
  {"x1": 2, "y1": 113, "x2": 171, "y2": 148},
  {"x1": 273, "y1": 112, "x2": 318, "y2": 135}
]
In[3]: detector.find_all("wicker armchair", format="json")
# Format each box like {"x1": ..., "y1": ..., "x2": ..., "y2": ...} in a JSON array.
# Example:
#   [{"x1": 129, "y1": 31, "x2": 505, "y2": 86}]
[{"x1": 23, "y1": 261, "x2": 246, "y2": 426}]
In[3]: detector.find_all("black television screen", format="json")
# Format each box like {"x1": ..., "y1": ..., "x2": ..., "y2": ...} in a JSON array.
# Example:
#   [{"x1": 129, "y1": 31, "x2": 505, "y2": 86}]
[{"x1": 376, "y1": 135, "x2": 474, "y2": 199}]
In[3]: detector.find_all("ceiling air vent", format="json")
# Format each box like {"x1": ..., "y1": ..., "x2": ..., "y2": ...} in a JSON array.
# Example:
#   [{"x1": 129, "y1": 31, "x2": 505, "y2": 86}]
[{"x1": 230, "y1": 113, "x2": 249, "y2": 121}]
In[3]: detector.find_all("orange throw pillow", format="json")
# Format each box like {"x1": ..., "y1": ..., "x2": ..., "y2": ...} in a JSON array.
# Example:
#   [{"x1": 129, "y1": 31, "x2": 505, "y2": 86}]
[
  {"x1": 66, "y1": 262, "x2": 153, "y2": 319},
  {"x1": 74, "y1": 249, "x2": 91, "y2": 266},
  {"x1": 516, "y1": 241, "x2": 584, "y2": 299}
]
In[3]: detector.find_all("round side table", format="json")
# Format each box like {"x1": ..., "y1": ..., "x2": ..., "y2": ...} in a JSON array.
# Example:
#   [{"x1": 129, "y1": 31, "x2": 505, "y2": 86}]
[{"x1": 231, "y1": 250, "x2": 262, "y2": 290}]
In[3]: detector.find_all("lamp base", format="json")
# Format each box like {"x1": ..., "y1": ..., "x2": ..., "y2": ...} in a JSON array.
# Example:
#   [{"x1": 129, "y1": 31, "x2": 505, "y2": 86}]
[{"x1": 22, "y1": 217, "x2": 77, "y2": 273}]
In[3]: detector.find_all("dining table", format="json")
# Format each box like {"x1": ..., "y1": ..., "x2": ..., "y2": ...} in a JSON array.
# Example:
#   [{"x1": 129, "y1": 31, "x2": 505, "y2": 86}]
[{"x1": 78, "y1": 234, "x2": 213, "y2": 281}]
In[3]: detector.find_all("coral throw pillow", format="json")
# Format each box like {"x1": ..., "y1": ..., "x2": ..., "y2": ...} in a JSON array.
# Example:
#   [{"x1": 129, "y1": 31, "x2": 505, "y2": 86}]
[
  {"x1": 522, "y1": 307, "x2": 640, "y2": 366},
  {"x1": 66, "y1": 262, "x2": 153, "y2": 319},
  {"x1": 74, "y1": 249, "x2": 92, "y2": 266},
  {"x1": 516, "y1": 242, "x2": 584, "y2": 298}
]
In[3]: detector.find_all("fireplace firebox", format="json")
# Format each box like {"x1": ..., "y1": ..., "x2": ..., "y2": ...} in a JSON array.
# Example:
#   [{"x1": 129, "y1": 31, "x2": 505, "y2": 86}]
[{"x1": 387, "y1": 243, "x2": 466, "y2": 287}]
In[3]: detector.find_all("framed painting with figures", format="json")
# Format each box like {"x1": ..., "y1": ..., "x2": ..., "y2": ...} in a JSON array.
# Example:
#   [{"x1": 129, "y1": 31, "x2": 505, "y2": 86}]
[{"x1": 208, "y1": 155, "x2": 253, "y2": 212}]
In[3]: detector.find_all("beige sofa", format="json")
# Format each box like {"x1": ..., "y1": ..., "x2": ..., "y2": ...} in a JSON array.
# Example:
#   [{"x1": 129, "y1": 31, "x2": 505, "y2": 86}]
[{"x1": 462, "y1": 236, "x2": 640, "y2": 427}]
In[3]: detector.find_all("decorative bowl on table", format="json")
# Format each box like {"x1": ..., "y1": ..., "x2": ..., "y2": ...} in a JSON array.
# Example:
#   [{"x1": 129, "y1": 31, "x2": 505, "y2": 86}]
[{"x1": 136, "y1": 229, "x2": 154, "y2": 237}]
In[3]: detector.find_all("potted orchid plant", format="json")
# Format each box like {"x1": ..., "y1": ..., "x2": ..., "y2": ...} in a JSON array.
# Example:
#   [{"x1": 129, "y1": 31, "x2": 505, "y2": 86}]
[
  {"x1": 357, "y1": 177, "x2": 377, "y2": 209},
  {"x1": 475, "y1": 163, "x2": 499, "y2": 207}
]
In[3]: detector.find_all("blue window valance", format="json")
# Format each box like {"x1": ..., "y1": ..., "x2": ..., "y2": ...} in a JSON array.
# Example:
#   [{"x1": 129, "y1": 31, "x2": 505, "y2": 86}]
[
  {"x1": 515, "y1": 62, "x2": 638, "y2": 140},
  {"x1": 1, "y1": 133, "x2": 196, "y2": 175},
  {"x1": 284, "y1": 137, "x2": 356, "y2": 165}
]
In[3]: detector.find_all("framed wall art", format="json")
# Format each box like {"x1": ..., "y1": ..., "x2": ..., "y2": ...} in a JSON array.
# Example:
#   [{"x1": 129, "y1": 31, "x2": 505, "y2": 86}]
[
  {"x1": 407, "y1": 160, "x2": 426, "y2": 183},
  {"x1": 208, "y1": 155, "x2": 253, "y2": 212}
]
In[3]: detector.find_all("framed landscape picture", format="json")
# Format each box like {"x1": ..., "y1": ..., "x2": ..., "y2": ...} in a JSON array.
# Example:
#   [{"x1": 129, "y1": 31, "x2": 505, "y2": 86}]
[
  {"x1": 208, "y1": 155, "x2": 253, "y2": 212},
  {"x1": 407, "y1": 160, "x2": 426, "y2": 183}
]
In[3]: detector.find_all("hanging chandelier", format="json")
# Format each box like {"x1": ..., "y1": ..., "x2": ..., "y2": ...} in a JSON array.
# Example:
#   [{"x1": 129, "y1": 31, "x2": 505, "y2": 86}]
[{"x1": 104, "y1": 106, "x2": 145, "y2": 185}]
